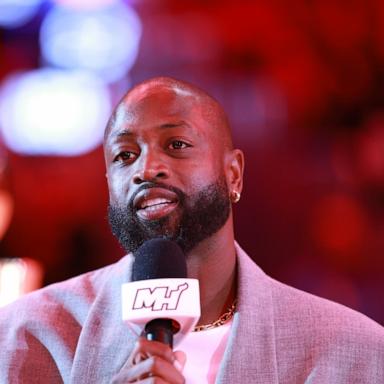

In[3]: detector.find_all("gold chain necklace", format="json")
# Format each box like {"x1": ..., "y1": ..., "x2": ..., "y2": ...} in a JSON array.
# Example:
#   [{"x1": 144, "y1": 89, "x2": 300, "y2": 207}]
[{"x1": 193, "y1": 300, "x2": 237, "y2": 332}]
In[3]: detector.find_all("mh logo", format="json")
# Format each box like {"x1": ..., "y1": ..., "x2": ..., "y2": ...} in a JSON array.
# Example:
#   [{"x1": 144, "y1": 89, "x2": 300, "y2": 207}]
[{"x1": 132, "y1": 282, "x2": 189, "y2": 311}]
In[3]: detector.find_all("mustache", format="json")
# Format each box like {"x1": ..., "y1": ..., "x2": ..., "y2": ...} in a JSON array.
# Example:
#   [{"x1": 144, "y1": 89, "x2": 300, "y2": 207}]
[{"x1": 129, "y1": 182, "x2": 186, "y2": 210}]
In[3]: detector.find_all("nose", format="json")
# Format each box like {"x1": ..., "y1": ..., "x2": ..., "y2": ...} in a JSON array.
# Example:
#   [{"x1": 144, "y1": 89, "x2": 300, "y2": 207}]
[{"x1": 132, "y1": 150, "x2": 169, "y2": 184}]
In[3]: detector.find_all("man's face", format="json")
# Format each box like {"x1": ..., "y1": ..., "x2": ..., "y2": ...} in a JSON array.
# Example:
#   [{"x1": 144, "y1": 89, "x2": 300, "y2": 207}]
[{"x1": 104, "y1": 86, "x2": 231, "y2": 254}]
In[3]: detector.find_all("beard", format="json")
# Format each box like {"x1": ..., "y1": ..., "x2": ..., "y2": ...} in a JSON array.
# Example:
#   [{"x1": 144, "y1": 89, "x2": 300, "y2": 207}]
[{"x1": 108, "y1": 176, "x2": 231, "y2": 255}]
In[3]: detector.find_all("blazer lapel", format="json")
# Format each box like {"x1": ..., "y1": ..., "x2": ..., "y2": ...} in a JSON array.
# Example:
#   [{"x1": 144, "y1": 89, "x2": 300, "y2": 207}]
[
  {"x1": 70, "y1": 255, "x2": 137, "y2": 383},
  {"x1": 216, "y1": 244, "x2": 279, "y2": 383}
]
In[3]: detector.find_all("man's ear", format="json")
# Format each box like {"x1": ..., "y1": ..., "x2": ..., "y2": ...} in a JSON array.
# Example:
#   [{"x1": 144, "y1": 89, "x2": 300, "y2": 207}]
[{"x1": 225, "y1": 149, "x2": 244, "y2": 198}]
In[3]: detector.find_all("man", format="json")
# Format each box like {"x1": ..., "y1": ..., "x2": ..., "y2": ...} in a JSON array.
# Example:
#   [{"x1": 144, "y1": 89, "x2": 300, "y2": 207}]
[{"x1": 0, "y1": 77, "x2": 383, "y2": 383}]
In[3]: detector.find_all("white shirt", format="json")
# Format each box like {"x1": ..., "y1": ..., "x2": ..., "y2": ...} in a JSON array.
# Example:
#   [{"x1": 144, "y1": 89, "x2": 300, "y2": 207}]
[{"x1": 177, "y1": 320, "x2": 232, "y2": 383}]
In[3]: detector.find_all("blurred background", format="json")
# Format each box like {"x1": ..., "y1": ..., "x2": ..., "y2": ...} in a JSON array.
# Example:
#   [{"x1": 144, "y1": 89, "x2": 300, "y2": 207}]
[{"x1": 0, "y1": 0, "x2": 383, "y2": 324}]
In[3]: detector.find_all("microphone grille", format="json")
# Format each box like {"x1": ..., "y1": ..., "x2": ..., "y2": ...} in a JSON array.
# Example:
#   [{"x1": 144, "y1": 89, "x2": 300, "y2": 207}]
[{"x1": 132, "y1": 238, "x2": 187, "y2": 281}]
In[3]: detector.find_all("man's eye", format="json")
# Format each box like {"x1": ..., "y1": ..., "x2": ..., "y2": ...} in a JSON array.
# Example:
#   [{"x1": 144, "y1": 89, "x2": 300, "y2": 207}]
[
  {"x1": 169, "y1": 140, "x2": 190, "y2": 150},
  {"x1": 113, "y1": 151, "x2": 137, "y2": 163}
]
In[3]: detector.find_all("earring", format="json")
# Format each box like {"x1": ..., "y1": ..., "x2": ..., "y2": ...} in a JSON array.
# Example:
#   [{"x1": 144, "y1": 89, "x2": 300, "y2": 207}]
[{"x1": 231, "y1": 190, "x2": 241, "y2": 203}]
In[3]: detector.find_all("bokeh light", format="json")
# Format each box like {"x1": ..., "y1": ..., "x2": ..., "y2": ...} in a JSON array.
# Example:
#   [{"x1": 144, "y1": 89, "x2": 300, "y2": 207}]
[
  {"x1": 40, "y1": 2, "x2": 142, "y2": 82},
  {"x1": 0, "y1": 69, "x2": 111, "y2": 155},
  {"x1": 0, "y1": 190, "x2": 13, "y2": 240},
  {"x1": 52, "y1": 0, "x2": 118, "y2": 10},
  {"x1": 0, "y1": 0, "x2": 43, "y2": 28},
  {"x1": 0, "y1": 258, "x2": 43, "y2": 307}
]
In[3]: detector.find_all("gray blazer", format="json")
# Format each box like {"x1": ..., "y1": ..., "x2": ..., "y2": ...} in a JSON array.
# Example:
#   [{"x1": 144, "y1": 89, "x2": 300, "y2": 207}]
[{"x1": 0, "y1": 243, "x2": 383, "y2": 383}]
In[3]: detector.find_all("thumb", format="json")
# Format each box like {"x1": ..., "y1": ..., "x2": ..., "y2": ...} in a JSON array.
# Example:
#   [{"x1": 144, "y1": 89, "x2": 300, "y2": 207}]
[{"x1": 173, "y1": 350, "x2": 186, "y2": 373}]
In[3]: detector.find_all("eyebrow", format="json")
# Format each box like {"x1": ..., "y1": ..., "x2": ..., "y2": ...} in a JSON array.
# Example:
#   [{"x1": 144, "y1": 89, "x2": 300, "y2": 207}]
[
  {"x1": 159, "y1": 121, "x2": 187, "y2": 129},
  {"x1": 109, "y1": 121, "x2": 189, "y2": 140},
  {"x1": 110, "y1": 130, "x2": 133, "y2": 139}
]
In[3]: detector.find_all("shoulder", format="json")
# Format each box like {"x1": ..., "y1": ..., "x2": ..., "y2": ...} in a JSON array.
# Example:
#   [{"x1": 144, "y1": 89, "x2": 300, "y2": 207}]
[
  {"x1": 235, "y1": 243, "x2": 384, "y2": 382},
  {"x1": 269, "y1": 276, "x2": 384, "y2": 340},
  {"x1": 0, "y1": 265, "x2": 105, "y2": 349},
  {"x1": 236, "y1": 242, "x2": 383, "y2": 340},
  {"x1": 268, "y1": 278, "x2": 384, "y2": 381},
  {"x1": 0, "y1": 254, "x2": 132, "y2": 326},
  {"x1": 0, "y1": 255, "x2": 133, "y2": 382}
]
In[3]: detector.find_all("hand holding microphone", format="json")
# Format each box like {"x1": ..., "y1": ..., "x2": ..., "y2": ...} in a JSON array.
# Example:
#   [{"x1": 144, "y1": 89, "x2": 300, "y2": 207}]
[
  {"x1": 113, "y1": 239, "x2": 200, "y2": 383},
  {"x1": 112, "y1": 338, "x2": 186, "y2": 384}
]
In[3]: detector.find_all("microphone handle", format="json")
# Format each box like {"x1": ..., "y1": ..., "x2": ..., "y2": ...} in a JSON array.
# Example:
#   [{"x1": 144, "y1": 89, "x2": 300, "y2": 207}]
[{"x1": 145, "y1": 319, "x2": 174, "y2": 348}]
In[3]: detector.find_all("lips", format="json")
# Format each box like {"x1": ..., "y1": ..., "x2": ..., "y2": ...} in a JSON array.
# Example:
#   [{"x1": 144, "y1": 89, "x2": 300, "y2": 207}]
[{"x1": 133, "y1": 187, "x2": 179, "y2": 220}]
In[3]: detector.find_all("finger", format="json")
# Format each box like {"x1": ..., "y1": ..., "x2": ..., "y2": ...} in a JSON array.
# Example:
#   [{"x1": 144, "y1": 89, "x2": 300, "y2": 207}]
[
  {"x1": 137, "y1": 355, "x2": 185, "y2": 384},
  {"x1": 139, "y1": 378, "x2": 168, "y2": 384},
  {"x1": 173, "y1": 350, "x2": 186, "y2": 373},
  {"x1": 115, "y1": 355, "x2": 185, "y2": 384},
  {"x1": 129, "y1": 338, "x2": 176, "y2": 365}
]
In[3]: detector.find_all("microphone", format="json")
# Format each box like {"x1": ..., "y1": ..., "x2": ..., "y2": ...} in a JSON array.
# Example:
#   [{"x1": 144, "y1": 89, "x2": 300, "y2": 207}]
[
  {"x1": 122, "y1": 239, "x2": 200, "y2": 348},
  {"x1": 133, "y1": 239, "x2": 186, "y2": 347}
]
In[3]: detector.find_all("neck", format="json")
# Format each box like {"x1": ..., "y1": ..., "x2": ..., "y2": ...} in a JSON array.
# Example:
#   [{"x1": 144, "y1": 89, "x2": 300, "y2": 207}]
[{"x1": 186, "y1": 219, "x2": 237, "y2": 326}]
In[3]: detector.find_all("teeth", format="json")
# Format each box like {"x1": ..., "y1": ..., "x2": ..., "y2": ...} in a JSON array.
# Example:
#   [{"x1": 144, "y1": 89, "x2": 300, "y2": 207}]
[{"x1": 141, "y1": 198, "x2": 171, "y2": 209}]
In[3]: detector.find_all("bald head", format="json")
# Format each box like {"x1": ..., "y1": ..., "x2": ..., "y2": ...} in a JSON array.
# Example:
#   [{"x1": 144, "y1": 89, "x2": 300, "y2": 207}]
[{"x1": 105, "y1": 77, "x2": 234, "y2": 152}]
